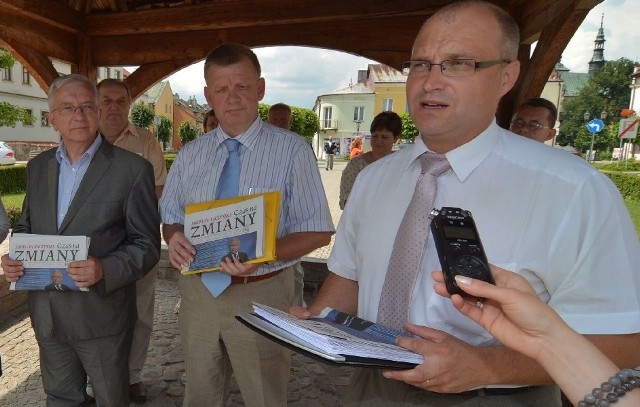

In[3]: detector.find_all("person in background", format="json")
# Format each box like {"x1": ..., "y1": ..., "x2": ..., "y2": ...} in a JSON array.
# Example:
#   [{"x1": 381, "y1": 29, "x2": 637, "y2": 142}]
[
  {"x1": 267, "y1": 103, "x2": 293, "y2": 130},
  {"x1": 430, "y1": 265, "x2": 640, "y2": 407},
  {"x1": 349, "y1": 138, "x2": 363, "y2": 159},
  {"x1": 97, "y1": 78, "x2": 167, "y2": 403},
  {"x1": 0, "y1": 198, "x2": 9, "y2": 244},
  {"x1": 1, "y1": 74, "x2": 159, "y2": 406},
  {"x1": 295, "y1": 1, "x2": 640, "y2": 405},
  {"x1": 324, "y1": 136, "x2": 337, "y2": 170},
  {"x1": 266, "y1": 102, "x2": 308, "y2": 307},
  {"x1": 203, "y1": 109, "x2": 218, "y2": 133},
  {"x1": 160, "y1": 43, "x2": 334, "y2": 406},
  {"x1": 509, "y1": 97, "x2": 557, "y2": 143},
  {"x1": 339, "y1": 111, "x2": 402, "y2": 209}
]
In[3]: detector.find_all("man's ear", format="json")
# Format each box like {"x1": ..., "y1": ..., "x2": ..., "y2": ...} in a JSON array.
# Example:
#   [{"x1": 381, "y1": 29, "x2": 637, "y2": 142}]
[
  {"x1": 500, "y1": 60, "x2": 520, "y2": 97},
  {"x1": 545, "y1": 128, "x2": 557, "y2": 142}
]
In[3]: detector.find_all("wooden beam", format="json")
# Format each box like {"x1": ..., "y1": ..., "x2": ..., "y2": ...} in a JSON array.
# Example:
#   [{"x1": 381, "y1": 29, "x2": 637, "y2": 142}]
[
  {"x1": 0, "y1": 8, "x2": 78, "y2": 63},
  {"x1": 126, "y1": 59, "x2": 194, "y2": 100},
  {"x1": 86, "y1": 0, "x2": 437, "y2": 36},
  {"x1": 1, "y1": 41, "x2": 60, "y2": 94},
  {"x1": 0, "y1": 0, "x2": 85, "y2": 34},
  {"x1": 91, "y1": 15, "x2": 425, "y2": 67},
  {"x1": 77, "y1": 33, "x2": 97, "y2": 84}
]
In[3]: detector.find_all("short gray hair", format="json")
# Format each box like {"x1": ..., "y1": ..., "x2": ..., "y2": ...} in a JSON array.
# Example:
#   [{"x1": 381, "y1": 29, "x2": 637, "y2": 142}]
[{"x1": 48, "y1": 74, "x2": 99, "y2": 110}]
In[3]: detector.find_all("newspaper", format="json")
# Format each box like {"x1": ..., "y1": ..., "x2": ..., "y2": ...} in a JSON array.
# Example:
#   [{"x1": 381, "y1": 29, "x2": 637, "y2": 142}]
[
  {"x1": 249, "y1": 303, "x2": 424, "y2": 365},
  {"x1": 182, "y1": 192, "x2": 278, "y2": 275},
  {"x1": 9, "y1": 234, "x2": 90, "y2": 292}
]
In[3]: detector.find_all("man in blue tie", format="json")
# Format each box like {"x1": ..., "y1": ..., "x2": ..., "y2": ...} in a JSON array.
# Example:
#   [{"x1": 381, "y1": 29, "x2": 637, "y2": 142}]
[{"x1": 160, "y1": 43, "x2": 334, "y2": 406}]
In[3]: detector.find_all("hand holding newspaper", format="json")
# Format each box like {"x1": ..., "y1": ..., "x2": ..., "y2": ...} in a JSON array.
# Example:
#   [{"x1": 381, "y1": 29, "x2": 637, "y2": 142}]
[
  {"x1": 237, "y1": 303, "x2": 424, "y2": 368},
  {"x1": 9, "y1": 234, "x2": 90, "y2": 292}
]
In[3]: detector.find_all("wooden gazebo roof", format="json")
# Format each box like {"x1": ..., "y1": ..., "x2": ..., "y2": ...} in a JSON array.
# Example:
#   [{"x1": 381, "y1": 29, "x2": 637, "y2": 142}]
[{"x1": 0, "y1": 0, "x2": 603, "y2": 124}]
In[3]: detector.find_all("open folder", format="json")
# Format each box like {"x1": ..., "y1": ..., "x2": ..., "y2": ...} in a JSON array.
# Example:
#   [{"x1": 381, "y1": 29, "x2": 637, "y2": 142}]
[{"x1": 236, "y1": 303, "x2": 423, "y2": 369}]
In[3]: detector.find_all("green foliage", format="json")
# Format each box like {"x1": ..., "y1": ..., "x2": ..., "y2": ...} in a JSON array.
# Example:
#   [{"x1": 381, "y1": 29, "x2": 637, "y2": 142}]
[
  {"x1": 130, "y1": 102, "x2": 154, "y2": 128},
  {"x1": 603, "y1": 172, "x2": 640, "y2": 201},
  {"x1": 178, "y1": 121, "x2": 198, "y2": 145},
  {"x1": 0, "y1": 102, "x2": 36, "y2": 127},
  {"x1": 5, "y1": 205, "x2": 22, "y2": 228},
  {"x1": 0, "y1": 49, "x2": 35, "y2": 127},
  {"x1": 400, "y1": 112, "x2": 418, "y2": 140},
  {"x1": 258, "y1": 103, "x2": 269, "y2": 121},
  {"x1": 157, "y1": 116, "x2": 172, "y2": 145},
  {"x1": 0, "y1": 165, "x2": 26, "y2": 194},
  {"x1": 0, "y1": 48, "x2": 15, "y2": 69},
  {"x1": 164, "y1": 153, "x2": 176, "y2": 173},
  {"x1": 558, "y1": 58, "x2": 638, "y2": 149},
  {"x1": 594, "y1": 160, "x2": 640, "y2": 172},
  {"x1": 291, "y1": 107, "x2": 320, "y2": 143}
]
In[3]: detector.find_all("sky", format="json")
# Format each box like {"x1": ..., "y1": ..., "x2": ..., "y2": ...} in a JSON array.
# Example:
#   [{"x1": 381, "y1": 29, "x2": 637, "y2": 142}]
[{"x1": 162, "y1": 0, "x2": 639, "y2": 110}]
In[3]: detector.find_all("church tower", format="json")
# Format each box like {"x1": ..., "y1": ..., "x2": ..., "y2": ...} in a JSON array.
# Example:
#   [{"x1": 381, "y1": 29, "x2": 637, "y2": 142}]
[{"x1": 588, "y1": 14, "x2": 606, "y2": 77}]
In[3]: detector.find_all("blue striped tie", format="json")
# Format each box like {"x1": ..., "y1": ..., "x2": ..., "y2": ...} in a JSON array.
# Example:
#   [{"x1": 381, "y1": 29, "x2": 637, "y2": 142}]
[{"x1": 202, "y1": 138, "x2": 241, "y2": 297}]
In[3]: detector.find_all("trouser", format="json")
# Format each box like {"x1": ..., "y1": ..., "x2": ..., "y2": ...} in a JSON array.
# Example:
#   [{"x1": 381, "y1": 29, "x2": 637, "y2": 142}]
[
  {"x1": 344, "y1": 368, "x2": 562, "y2": 407},
  {"x1": 39, "y1": 330, "x2": 132, "y2": 407},
  {"x1": 292, "y1": 261, "x2": 305, "y2": 306},
  {"x1": 129, "y1": 264, "x2": 157, "y2": 383},
  {"x1": 326, "y1": 154, "x2": 335, "y2": 169},
  {"x1": 179, "y1": 266, "x2": 294, "y2": 407}
]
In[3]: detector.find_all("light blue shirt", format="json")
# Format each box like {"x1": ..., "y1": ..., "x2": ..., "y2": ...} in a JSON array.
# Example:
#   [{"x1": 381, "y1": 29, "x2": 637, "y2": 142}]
[
  {"x1": 160, "y1": 117, "x2": 334, "y2": 274},
  {"x1": 55, "y1": 135, "x2": 102, "y2": 228}
]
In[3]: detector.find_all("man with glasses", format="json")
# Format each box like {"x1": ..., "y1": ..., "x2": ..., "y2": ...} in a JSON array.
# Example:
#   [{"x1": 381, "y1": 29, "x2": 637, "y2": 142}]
[
  {"x1": 509, "y1": 97, "x2": 557, "y2": 143},
  {"x1": 296, "y1": 1, "x2": 640, "y2": 405},
  {"x1": 1, "y1": 74, "x2": 160, "y2": 405}
]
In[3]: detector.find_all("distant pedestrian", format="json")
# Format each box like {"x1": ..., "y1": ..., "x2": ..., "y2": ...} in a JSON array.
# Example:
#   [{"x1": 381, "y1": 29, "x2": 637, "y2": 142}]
[{"x1": 324, "y1": 136, "x2": 337, "y2": 170}]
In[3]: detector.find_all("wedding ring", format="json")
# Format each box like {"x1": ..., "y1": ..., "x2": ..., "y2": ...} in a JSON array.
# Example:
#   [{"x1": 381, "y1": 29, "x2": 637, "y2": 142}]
[{"x1": 475, "y1": 299, "x2": 484, "y2": 310}]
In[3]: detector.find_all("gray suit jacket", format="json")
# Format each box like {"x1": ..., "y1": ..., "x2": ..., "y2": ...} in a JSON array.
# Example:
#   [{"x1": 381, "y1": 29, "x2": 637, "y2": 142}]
[{"x1": 16, "y1": 137, "x2": 160, "y2": 341}]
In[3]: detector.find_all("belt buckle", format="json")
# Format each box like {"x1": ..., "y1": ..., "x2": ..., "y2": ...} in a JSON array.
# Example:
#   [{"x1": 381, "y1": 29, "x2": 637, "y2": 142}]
[{"x1": 243, "y1": 276, "x2": 249, "y2": 284}]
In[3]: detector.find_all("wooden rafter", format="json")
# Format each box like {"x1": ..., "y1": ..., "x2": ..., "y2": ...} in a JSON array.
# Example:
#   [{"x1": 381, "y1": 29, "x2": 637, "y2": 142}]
[{"x1": 0, "y1": 41, "x2": 59, "y2": 94}]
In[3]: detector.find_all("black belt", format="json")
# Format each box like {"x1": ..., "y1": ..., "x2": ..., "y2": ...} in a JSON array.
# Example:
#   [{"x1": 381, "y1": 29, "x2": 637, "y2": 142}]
[{"x1": 455, "y1": 386, "x2": 537, "y2": 396}]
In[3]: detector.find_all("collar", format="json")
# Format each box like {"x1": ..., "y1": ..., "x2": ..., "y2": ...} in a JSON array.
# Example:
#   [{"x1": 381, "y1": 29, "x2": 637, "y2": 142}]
[
  {"x1": 215, "y1": 116, "x2": 262, "y2": 150},
  {"x1": 56, "y1": 133, "x2": 103, "y2": 165},
  {"x1": 406, "y1": 119, "x2": 499, "y2": 181}
]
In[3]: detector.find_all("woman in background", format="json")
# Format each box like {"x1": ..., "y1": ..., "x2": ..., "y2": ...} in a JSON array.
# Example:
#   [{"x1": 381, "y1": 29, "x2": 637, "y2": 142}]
[
  {"x1": 339, "y1": 111, "x2": 401, "y2": 209},
  {"x1": 349, "y1": 138, "x2": 363, "y2": 159}
]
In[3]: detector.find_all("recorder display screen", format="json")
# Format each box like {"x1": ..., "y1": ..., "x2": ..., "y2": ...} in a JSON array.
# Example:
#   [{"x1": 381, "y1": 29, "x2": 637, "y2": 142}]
[{"x1": 442, "y1": 225, "x2": 478, "y2": 240}]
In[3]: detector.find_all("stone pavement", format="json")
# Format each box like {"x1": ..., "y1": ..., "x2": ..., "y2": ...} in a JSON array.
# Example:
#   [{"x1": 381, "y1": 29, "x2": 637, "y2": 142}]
[{"x1": 0, "y1": 159, "x2": 353, "y2": 406}]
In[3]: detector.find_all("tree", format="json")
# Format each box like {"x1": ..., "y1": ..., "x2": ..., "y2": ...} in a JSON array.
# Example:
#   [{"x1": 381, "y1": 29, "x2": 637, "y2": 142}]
[
  {"x1": 558, "y1": 58, "x2": 637, "y2": 150},
  {"x1": 157, "y1": 116, "x2": 172, "y2": 147},
  {"x1": 178, "y1": 121, "x2": 198, "y2": 145},
  {"x1": 0, "y1": 49, "x2": 35, "y2": 127},
  {"x1": 130, "y1": 102, "x2": 154, "y2": 128},
  {"x1": 400, "y1": 112, "x2": 418, "y2": 141}
]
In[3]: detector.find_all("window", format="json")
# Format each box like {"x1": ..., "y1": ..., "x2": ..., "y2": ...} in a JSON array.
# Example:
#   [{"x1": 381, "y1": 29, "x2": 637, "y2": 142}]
[
  {"x1": 2, "y1": 68, "x2": 11, "y2": 81},
  {"x1": 23, "y1": 109, "x2": 33, "y2": 126},
  {"x1": 353, "y1": 106, "x2": 364, "y2": 122},
  {"x1": 106, "y1": 67, "x2": 111, "y2": 78},
  {"x1": 383, "y1": 98, "x2": 394, "y2": 111},
  {"x1": 22, "y1": 68, "x2": 30, "y2": 84},
  {"x1": 41, "y1": 111, "x2": 50, "y2": 127},
  {"x1": 322, "y1": 106, "x2": 333, "y2": 128},
  {"x1": 115, "y1": 70, "x2": 121, "y2": 80}
]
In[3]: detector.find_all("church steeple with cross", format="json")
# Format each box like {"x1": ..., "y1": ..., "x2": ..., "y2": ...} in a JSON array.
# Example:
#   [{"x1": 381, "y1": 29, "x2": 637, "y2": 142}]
[{"x1": 588, "y1": 13, "x2": 606, "y2": 77}]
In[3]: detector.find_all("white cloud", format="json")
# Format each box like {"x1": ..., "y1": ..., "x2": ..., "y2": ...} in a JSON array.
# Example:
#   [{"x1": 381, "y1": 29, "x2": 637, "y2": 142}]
[{"x1": 167, "y1": 1, "x2": 639, "y2": 108}]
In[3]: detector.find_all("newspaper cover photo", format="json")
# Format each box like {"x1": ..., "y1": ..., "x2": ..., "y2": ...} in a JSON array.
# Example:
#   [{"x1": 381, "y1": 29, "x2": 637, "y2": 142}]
[{"x1": 9, "y1": 234, "x2": 90, "y2": 292}]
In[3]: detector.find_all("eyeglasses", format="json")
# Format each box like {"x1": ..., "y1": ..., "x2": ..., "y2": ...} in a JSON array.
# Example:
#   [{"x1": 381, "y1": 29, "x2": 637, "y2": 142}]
[
  {"x1": 401, "y1": 59, "x2": 511, "y2": 77},
  {"x1": 100, "y1": 98, "x2": 129, "y2": 108},
  {"x1": 51, "y1": 103, "x2": 98, "y2": 117},
  {"x1": 510, "y1": 119, "x2": 549, "y2": 132}
]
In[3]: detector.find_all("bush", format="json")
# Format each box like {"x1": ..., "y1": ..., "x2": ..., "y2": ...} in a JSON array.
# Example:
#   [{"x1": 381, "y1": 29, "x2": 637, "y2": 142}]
[
  {"x1": 6, "y1": 205, "x2": 21, "y2": 228},
  {"x1": 0, "y1": 165, "x2": 26, "y2": 193},
  {"x1": 594, "y1": 160, "x2": 640, "y2": 172},
  {"x1": 603, "y1": 172, "x2": 640, "y2": 201},
  {"x1": 164, "y1": 154, "x2": 176, "y2": 173}
]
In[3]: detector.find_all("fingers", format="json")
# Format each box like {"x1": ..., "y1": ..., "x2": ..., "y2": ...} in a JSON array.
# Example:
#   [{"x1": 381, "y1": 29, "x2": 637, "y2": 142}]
[
  {"x1": 168, "y1": 233, "x2": 195, "y2": 269},
  {"x1": 289, "y1": 305, "x2": 311, "y2": 319},
  {"x1": 219, "y1": 259, "x2": 258, "y2": 276}
]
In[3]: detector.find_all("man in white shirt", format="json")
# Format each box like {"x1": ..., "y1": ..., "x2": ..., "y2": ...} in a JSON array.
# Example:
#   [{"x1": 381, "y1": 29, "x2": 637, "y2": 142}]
[{"x1": 295, "y1": 1, "x2": 640, "y2": 406}]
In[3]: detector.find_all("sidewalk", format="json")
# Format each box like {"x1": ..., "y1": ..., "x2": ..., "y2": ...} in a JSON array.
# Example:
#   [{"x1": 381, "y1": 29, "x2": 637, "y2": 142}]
[{"x1": 0, "y1": 159, "x2": 350, "y2": 406}]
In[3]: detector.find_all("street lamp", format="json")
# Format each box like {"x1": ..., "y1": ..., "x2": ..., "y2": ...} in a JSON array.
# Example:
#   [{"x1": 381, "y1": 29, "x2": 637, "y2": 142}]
[{"x1": 585, "y1": 110, "x2": 608, "y2": 162}]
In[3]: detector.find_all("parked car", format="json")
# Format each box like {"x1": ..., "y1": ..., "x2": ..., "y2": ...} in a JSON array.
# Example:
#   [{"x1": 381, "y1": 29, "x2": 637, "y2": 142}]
[{"x1": 0, "y1": 142, "x2": 16, "y2": 165}]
